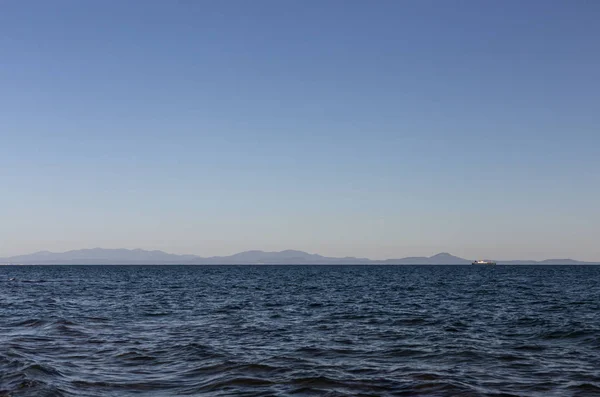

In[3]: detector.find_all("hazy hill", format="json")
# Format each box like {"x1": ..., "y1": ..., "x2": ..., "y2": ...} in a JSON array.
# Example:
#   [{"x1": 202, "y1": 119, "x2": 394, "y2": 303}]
[
  {"x1": 377, "y1": 252, "x2": 470, "y2": 265},
  {"x1": 0, "y1": 249, "x2": 597, "y2": 265},
  {"x1": 2, "y1": 248, "x2": 196, "y2": 264}
]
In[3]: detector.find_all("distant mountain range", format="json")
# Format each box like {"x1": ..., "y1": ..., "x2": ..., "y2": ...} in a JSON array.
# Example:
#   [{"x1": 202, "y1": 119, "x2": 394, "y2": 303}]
[{"x1": 0, "y1": 248, "x2": 597, "y2": 265}]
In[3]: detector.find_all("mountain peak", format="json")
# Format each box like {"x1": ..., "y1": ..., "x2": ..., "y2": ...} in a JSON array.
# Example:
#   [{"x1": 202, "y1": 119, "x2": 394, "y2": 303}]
[{"x1": 430, "y1": 252, "x2": 453, "y2": 258}]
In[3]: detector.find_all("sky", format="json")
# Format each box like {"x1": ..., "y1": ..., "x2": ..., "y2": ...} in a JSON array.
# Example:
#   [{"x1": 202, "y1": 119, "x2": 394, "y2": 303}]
[{"x1": 1, "y1": 0, "x2": 599, "y2": 260}]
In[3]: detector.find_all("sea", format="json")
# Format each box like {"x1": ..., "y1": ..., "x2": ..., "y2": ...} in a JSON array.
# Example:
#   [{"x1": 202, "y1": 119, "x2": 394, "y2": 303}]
[{"x1": 1, "y1": 265, "x2": 599, "y2": 396}]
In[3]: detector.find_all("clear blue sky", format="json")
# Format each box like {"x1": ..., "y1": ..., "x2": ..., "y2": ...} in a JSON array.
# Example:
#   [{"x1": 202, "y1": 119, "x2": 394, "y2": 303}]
[{"x1": 1, "y1": 0, "x2": 599, "y2": 260}]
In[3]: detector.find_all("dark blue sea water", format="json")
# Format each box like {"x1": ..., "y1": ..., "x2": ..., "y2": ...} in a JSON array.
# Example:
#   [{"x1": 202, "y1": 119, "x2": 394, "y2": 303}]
[{"x1": 1, "y1": 265, "x2": 599, "y2": 396}]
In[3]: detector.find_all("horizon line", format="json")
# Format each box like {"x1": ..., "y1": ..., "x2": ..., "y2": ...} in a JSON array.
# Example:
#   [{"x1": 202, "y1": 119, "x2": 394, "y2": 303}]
[{"x1": 1, "y1": 247, "x2": 598, "y2": 263}]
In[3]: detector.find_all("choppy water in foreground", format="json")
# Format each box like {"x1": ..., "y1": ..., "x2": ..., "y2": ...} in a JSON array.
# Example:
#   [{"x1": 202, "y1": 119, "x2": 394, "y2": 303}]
[{"x1": 1, "y1": 265, "x2": 599, "y2": 396}]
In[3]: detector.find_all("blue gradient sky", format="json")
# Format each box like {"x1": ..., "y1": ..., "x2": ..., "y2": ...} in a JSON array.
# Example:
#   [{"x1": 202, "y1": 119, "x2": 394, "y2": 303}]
[{"x1": 1, "y1": 1, "x2": 599, "y2": 260}]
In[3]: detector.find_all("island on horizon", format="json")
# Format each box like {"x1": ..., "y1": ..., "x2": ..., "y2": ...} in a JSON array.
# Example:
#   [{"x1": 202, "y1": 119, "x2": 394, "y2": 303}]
[{"x1": 0, "y1": 248, "x2": 597, "y2": 265}]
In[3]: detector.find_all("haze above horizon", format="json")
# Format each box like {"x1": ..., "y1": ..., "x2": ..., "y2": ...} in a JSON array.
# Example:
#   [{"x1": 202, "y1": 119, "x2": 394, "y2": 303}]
[
  {"x1": 1, "y1": 1, "x2": 599, "y2": 261},
  {"x1": 2, "y1": 247, "x2": 597, "y2": 265}
]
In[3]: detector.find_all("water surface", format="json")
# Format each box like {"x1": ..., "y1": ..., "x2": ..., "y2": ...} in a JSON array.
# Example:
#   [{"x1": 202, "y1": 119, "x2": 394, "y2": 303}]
[{"x1": 1, "y1": 265, "x2": 599, "y2": 396}]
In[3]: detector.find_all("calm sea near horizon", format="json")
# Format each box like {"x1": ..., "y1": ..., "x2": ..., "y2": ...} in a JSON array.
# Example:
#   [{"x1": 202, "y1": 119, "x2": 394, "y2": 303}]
[{"x1": 1, "y1": 265, "x2": 599, "y2": 396}]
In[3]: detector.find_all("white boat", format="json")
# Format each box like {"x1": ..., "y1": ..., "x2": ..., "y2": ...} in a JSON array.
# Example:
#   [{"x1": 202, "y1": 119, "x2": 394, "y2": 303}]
[{"x1": 472, "y1": 260, "x2": 496, "y2": 265}]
